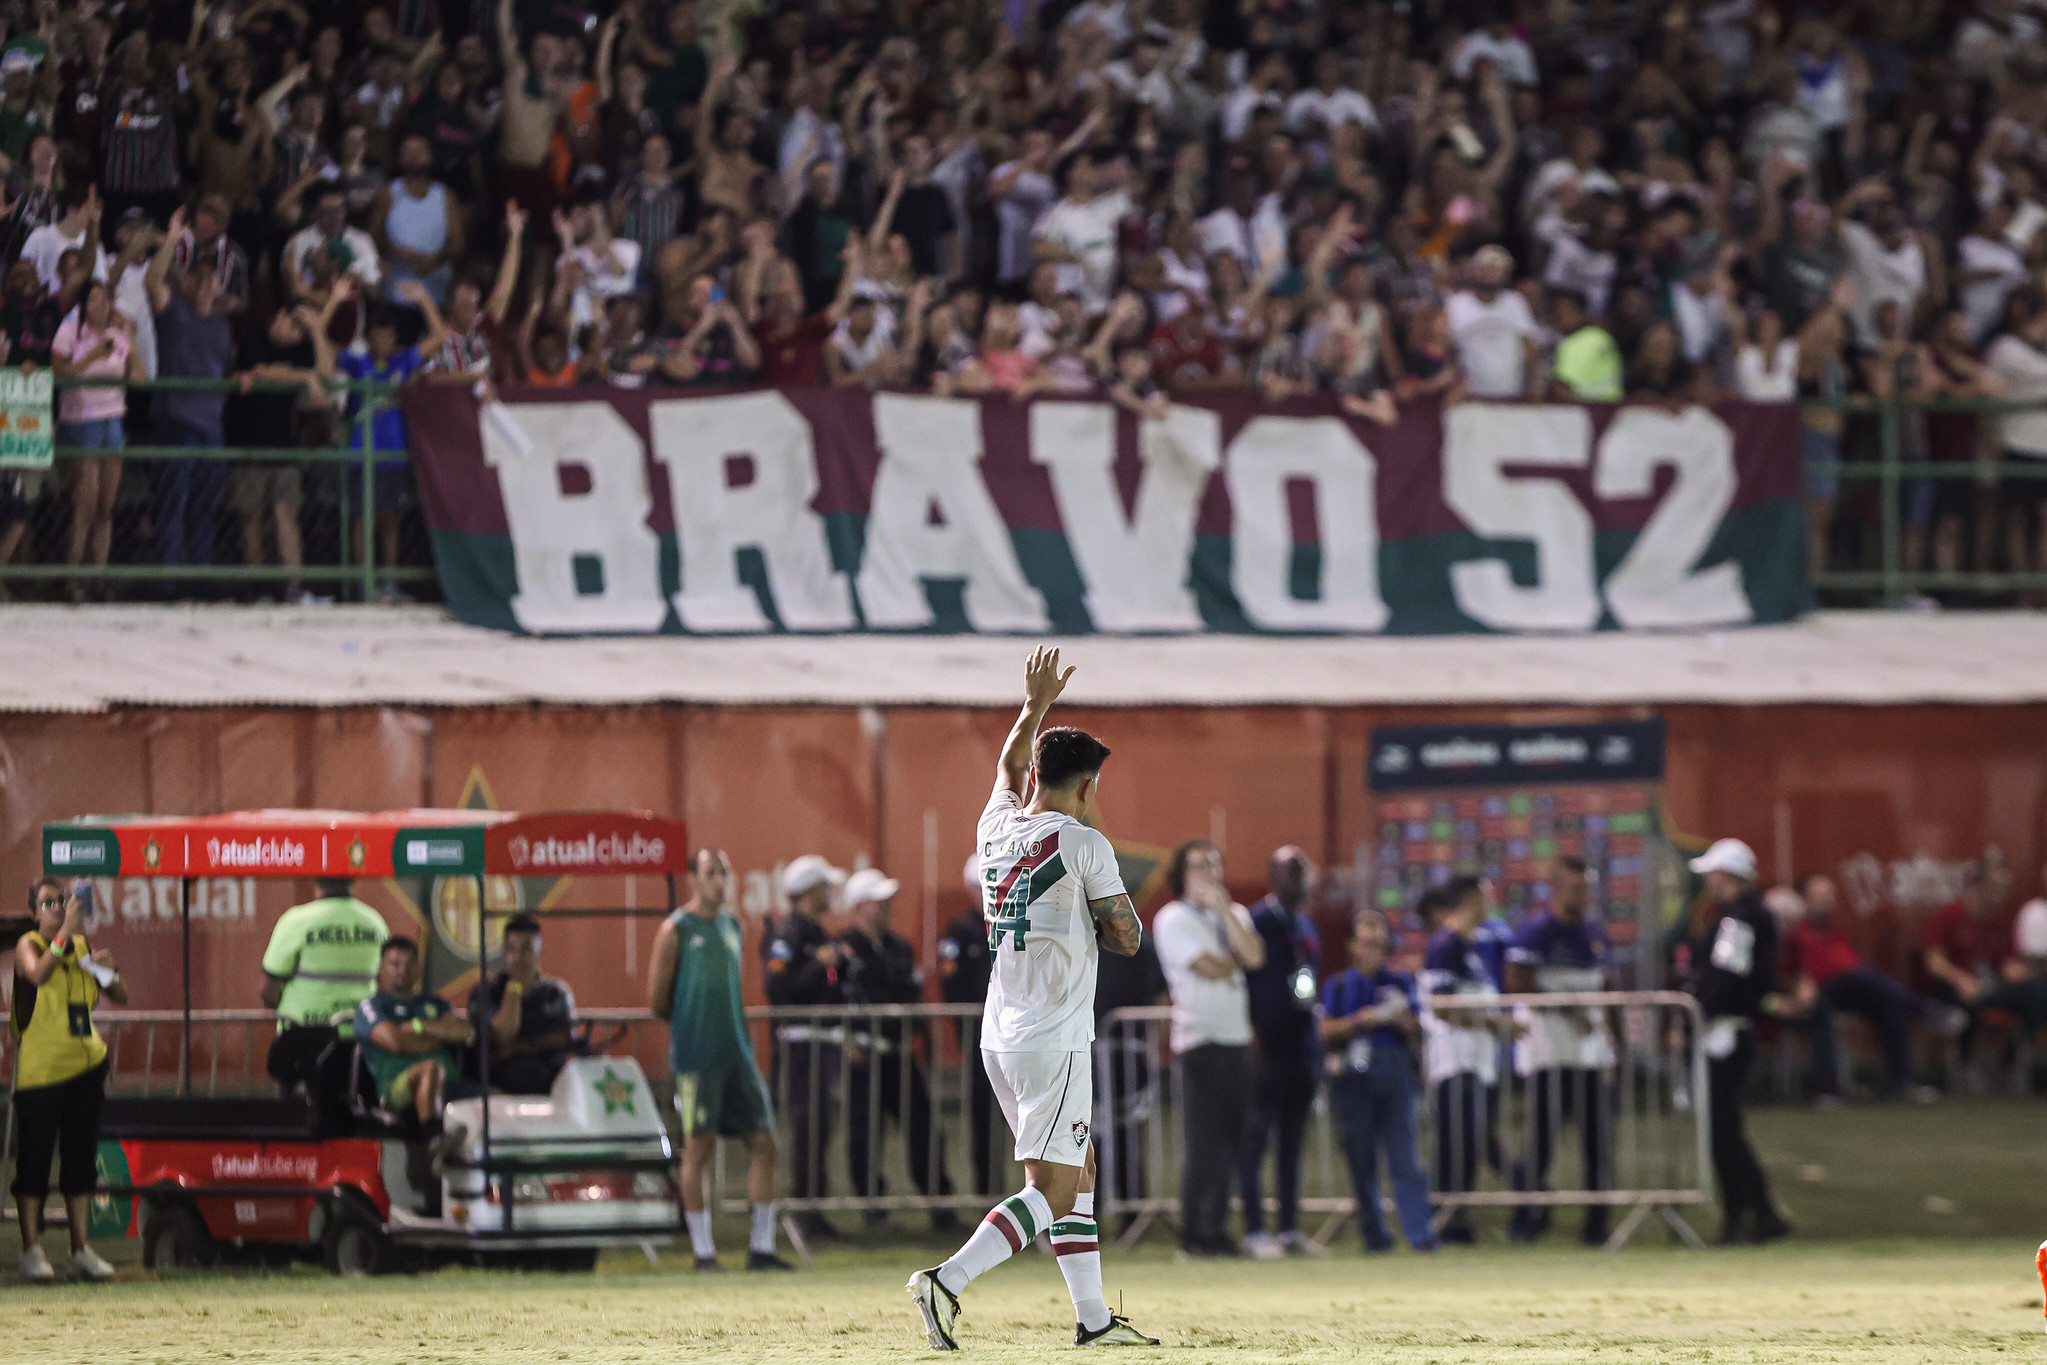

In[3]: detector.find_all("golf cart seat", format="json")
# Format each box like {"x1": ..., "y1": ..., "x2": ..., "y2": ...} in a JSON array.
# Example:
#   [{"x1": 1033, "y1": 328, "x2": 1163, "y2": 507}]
[
  {"x1": 100, "y1": 1094, "x2": 323, "y2": 1142},
  {"x1": 347, "y1": 1043, "x2": 423, "y2": 1140}
]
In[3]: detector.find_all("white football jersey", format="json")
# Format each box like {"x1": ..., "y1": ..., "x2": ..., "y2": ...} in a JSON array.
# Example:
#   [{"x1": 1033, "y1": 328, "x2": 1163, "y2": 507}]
[{"x1": 976, "y1": 789, "x2": 1127, "y2": 1052}]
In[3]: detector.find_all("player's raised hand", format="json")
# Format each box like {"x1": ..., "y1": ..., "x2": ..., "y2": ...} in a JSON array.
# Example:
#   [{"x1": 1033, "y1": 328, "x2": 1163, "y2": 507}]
[{"x1": 1022, "y1": 645, "x2": 1074, "y2": 709}]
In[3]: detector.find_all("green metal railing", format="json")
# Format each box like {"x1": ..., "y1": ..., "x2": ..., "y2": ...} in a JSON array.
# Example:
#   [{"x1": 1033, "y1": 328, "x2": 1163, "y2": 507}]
[
  {"x1": 3, "y1": 374, "x2": 433, "y2": 603},
  {"x1": 1812, "y1": 395, "x2": 2047, "y2": 605}
]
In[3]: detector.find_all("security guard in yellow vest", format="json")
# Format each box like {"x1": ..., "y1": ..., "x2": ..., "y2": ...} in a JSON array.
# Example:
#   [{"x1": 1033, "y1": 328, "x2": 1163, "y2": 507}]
[
  {"x1": 260, "y1": 877, "x2": 390, "y2": 1098},
  {"x1": 12, "y1": 876, "x2": 126, "y2": 1281}
]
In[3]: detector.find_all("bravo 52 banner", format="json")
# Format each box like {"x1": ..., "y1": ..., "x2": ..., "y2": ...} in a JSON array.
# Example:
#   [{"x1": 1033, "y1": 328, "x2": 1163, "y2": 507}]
[{"x1": 402, "y1": 388, "x2": 1806, "y2": 636}]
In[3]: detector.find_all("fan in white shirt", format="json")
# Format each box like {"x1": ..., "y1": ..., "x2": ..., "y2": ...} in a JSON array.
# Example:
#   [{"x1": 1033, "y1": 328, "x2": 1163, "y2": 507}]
[
  {"x1": 1031, "y1": 156, "x2": 1133, "y2": 316},
  {"x1": 1284, "y1": 54, "x2": 1378, "y2": 136},
  {"x1": 1449, "y1": 24, "x2": 1539, "y2": 86},
  {"x1": 20, "y1": 190, "x2": 112, "y2": 297},
  {"x1": 1959, "y1": 199, "x2": 2029, "y2": 346},
  {"x1": 1731, "y1": 308, "x2": 1800, "y2": 401},
  {"x1": 1445, "y1": 246, "x2": 1542, "y2": 399}
]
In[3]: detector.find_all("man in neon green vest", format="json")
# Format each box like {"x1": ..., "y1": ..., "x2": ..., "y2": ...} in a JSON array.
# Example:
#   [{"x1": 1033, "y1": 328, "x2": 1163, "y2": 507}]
[{"x1": 261, "y1": 877, "x2": 389, "y2": 1098}]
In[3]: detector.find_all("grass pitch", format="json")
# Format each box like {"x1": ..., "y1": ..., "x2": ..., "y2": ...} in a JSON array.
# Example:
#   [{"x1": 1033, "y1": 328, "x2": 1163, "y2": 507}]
[
  {"x1": 11, "y1": 1239, "x2": 2042, "y2": 1364},
  {"x1": 12, "y1": 1099, "x2": 2047, "y2": 1363}
]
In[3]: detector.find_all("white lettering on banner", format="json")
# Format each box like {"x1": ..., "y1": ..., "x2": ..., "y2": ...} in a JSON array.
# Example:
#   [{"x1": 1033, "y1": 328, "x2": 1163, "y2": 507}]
[
  {"x1": 484, "y1": 403, "x2": 667, "y2": 632},
  {"x1": 1030, "y1": 401, "x2": 1214, "y2": 632},
  {"x1": 1224, "y1": 416, "x2": 1388, "y2": 631},
  {"x1": 649, "y1": 392, "x2": 856, "y2": 632},
  {"x1": 505, "y1": 832, "x2": 667, "y2": 869},
  {"x1": 212, "y1": 1152, "x2": 319, "y2": 1181},
  {"x1": 1594, "y1": 406, "x2": 1751, "y2": 628},
  {"x1": 1442, "y1": 404, "x2": 1601, "y2": 631},
  {"x1": 204, "y1": 836, "x2": 306, "y2": 869},
  {"x1": 856, "y1": 394, "x2": 1049, "y2": 631}
]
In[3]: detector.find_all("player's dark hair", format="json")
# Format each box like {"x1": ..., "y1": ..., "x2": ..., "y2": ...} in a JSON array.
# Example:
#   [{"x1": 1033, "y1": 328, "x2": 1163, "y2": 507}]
[
  {"x1": 1416, "y1": 886, "x2": 1453, "y2": 922},
  {"x1": 692, "y1": 847, "x2": 729, "y2": 875},
  {"x1": 1166, "y1": 839, "x2": 1217, "y2": 899},
  {"x1": 315, "y1": 877, "x2": 352, "y2": 898},
  {"x1": 1034, "y1": 726, "x2": 1111, "y2": 789},
  {"x1": 1443, "y1": 874, "x2": 1485, "y2": 910},
  {"x1": 382, "y1": 935, "x2": 419, "y2": 959},
  {"x1": 504, "y1": 914, "x2": 541, "y2": 938}
]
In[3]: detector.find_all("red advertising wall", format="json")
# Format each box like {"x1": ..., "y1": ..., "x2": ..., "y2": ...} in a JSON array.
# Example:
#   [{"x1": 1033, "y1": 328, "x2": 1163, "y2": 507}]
[{"x1": 2, "y1": 701, "x2": 2041, "y2": 1014}]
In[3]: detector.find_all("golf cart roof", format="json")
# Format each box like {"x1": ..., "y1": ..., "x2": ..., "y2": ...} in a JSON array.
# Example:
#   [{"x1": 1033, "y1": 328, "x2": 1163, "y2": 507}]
[{"x1": 41, "y1": 809, "x2": 689, "y2": 879}]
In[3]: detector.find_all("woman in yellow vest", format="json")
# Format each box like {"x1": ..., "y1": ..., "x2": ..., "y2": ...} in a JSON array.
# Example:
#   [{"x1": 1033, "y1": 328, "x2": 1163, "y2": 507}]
[{"x1": 11, "y1": 877, "x2": 126, "y2": 1282}]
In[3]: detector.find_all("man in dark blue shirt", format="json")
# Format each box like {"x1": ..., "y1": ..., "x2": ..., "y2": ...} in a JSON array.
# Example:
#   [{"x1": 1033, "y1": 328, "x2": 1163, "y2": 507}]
[
  {"x1": 1320, "y1": 909, "x2": 1436, "y2": 1253},
  {"x1": 145, "y1": 207, "x2": 237, "y2": 571},
  {"x1": 1419, "y1": 877, "x2": 1505, "y2": 1244},
  {"x1": 1503, "y1": 856, "x2": 1616, "y2": 1246},
  {"x1": 1237, "y1": 846, "x2": 1322, "y2": 1257}
]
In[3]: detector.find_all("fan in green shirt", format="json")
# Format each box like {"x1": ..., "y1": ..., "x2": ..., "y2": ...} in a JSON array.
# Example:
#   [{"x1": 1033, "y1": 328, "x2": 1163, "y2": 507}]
[{"x1": 1548, "y1": 288, "x2": 1624, "y2": 402}]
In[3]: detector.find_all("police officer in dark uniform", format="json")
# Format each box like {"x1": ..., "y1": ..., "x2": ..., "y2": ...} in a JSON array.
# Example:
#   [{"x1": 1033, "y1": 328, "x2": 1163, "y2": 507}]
[
  {"x1": 839, "y1": 867, "x2": 955, "y2": 1228},
  {"x1": 1238, "y1": 846, "x2": 1323, "y2": 1255},
  {"x1": 764, "y1": 854, "x2": 847, "y2": 1239},
  {"x1": 1683, "y1": 838, "x2": 1792, "y2": 1245},
  {"x1": 938, "y1": 853, "x2": 997, "y2": 1195}
]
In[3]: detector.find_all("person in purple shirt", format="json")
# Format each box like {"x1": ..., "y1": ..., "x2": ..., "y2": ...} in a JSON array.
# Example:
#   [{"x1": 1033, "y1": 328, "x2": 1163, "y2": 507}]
[
  {"x1": 1503, "y1": 856, "x2": 1616, "y2": 1246},
  {"x1": 1237, "y1": 846, "x2": 1323, "y2": 1258},
  {"x1": 1319, "y1": 909, "x2": 1437, "y2": 1254}
]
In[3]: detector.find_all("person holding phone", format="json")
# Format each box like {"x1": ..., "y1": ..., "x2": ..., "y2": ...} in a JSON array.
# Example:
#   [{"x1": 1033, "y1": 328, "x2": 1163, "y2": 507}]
[{"x1": 11, "y1": 877, "x2": 127, "y2": 1282}]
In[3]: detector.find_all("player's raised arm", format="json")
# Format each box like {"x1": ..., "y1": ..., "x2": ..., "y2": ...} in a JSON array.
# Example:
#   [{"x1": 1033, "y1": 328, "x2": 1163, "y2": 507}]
[
  {"x1": 1088, "y1": 893, "x2": 1143, "y2": 957},
  {"x1": 995, "y1": 646, "x2": 1075, "y2": 798}
]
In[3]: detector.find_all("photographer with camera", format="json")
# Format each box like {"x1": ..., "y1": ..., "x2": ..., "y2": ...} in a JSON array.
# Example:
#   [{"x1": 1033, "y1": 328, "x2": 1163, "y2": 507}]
[{"x1": 11, "y1": 877, "x2": 126, "y2": 1281}]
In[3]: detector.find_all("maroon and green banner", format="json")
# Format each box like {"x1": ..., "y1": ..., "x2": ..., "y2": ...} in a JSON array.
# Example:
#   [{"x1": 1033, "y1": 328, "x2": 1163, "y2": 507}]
[{"x1": 400, "y1": 387, "x2": 1807, "y2": 636}]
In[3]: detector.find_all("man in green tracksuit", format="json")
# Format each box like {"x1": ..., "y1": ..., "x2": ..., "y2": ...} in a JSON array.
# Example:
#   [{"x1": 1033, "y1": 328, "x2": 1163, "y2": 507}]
[
  {"x1": 648, "y1": 847, "x2": 791, "y2": 1272},
  {"x1": 261, "y1": 877, "x2": 390, "y2": 1097}
]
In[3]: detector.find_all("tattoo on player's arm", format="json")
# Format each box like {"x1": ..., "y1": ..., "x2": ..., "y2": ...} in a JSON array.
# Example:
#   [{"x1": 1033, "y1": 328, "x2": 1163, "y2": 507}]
[{"x1": 1089, "y1": 894, "x2": 1143, "y2": 958}]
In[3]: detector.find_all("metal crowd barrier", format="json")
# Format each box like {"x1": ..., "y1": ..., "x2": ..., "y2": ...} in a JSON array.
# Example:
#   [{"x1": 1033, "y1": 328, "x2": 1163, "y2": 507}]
[
  {"x1": 1809, "y1": 393, "x2": 2047, "y2": 605},
  {"x1": 1094, "y1": 994, "x2": 1709, "y2": 1252},
  {"x1": 2, "y1": 374, "x2": 431, "y2": 603},
  {"x1": 1, "y1": 996, "x2": 1708, "y2": 1251}
]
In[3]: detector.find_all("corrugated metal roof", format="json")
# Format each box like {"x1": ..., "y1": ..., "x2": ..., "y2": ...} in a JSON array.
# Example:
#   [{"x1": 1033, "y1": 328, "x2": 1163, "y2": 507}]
[{"x1": 1, "y1": 606, "x2": 2044, "y2": 712}]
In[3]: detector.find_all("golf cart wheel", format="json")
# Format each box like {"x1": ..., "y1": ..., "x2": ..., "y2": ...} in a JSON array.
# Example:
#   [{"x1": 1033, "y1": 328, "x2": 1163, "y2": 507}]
[
  {"x1": 142, "y1": 1203, "x2": 217, "y2": 1272},
  {"x1": 323, "y1": 1210, "x2": 391, "y2": 1277}
]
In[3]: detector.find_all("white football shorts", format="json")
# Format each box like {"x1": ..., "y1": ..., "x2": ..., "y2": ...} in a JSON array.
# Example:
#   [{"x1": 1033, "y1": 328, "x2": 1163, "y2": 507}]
[{"x1": 982, "y1": 1048, "x2": 1093, "y2": 1168}]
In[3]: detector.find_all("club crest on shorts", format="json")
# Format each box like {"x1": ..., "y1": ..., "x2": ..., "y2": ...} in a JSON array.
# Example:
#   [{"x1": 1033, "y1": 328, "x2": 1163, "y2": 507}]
[{"x1": 1070, "y1": 1119, "x2": 1090, "y2": 1149}]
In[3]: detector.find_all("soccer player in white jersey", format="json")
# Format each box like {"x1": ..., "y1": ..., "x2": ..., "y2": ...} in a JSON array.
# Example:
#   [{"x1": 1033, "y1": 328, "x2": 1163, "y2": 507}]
[{"x1": 909, "y1": 647, "x2": 1159, "y2": 1350}]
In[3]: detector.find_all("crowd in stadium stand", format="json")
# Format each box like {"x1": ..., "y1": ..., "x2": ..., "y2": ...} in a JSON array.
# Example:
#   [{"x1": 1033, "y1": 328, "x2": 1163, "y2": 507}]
[{"x1": 1, "y1": 0, "x2": 2047, "y2": 596}]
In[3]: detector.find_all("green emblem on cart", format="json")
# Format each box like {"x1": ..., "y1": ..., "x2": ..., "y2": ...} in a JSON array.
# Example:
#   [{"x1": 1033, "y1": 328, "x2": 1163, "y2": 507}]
[{"x1": 594, "y1": 1067, "x2": 637, "y2": 1116}]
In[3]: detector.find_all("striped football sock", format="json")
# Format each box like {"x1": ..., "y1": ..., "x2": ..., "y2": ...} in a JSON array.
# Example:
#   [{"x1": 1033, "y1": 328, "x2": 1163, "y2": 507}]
[
  {"x1": 1052, "y1": 1191, "x2": 1110, "y2": 1333},
  {"x1": 937, "y1": 1187, "x2": 1052, "y2": 1296}
]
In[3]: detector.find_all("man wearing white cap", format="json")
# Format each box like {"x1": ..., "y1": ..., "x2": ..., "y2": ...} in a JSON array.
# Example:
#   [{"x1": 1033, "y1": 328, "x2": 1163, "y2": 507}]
[
  {"x1": 764, "y1": 852, "x2": 847, "y2": 1238},
  {"x1": 1445, "y1": 244, "x2": 1542, "y2": 399},
  {"x1": 840, "y1": 866, "x2": 956, "y2": 1228},
  {"x1": 1682, "y1": 838, "x2": 1792, "y2": 1245}
]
